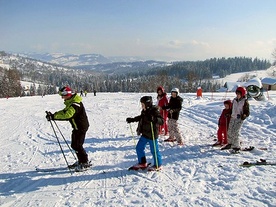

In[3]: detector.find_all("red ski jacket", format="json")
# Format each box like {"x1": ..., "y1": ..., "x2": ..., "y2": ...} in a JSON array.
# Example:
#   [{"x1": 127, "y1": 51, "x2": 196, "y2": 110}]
[{"x1": 218, "y1": 108, "x2": 232, "y2": 127}]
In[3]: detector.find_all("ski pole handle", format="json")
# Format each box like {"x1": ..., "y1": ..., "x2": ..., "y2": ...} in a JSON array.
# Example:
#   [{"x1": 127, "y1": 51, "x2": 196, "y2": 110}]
[{"x1": 45, "y1": 111, "x2": 54, "y2": 121}]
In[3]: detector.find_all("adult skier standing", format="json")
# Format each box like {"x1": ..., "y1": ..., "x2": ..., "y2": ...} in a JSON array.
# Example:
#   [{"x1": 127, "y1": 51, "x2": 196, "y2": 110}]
[{"x1": 46, "y1": 86, "x2": 90, "y2": 171}]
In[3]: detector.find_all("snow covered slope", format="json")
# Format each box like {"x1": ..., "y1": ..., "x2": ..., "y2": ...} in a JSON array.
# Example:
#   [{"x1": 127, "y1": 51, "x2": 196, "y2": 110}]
[{"x1": 0, "y1": 92, "x2": 275, "y2": 206}]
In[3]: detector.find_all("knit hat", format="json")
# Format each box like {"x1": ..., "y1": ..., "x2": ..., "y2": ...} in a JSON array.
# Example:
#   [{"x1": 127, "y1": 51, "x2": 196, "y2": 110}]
[{"x1": 59, "y1": 86, "x2": 73, "y2": 96}]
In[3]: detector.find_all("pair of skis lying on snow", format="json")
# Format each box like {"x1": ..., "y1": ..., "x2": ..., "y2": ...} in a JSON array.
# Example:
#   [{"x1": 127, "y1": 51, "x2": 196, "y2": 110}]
[
  {"x1": 211, "y1": 145, "x2": 275, "y2": 167},
  {"x1": 210, "y1": 144, "x2": 268, "y2": 154}
]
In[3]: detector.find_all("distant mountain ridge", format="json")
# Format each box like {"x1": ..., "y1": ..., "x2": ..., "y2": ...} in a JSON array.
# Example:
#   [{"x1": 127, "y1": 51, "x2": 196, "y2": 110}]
[
  {"x1": 18, "y1": 52, "x2": 170, "y2": 74},
  {"x1": 19, "y1": 52, "x2": 159, "y2": 67},
  {"x1": 20, "y1": 52, "x2": 111, "y2": 67}
]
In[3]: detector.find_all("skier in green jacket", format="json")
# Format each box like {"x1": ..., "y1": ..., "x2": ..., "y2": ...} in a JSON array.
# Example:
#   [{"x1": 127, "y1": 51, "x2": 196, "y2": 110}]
[{"x1": 46, "y1": 86, "x2": 90, "y2": 170}]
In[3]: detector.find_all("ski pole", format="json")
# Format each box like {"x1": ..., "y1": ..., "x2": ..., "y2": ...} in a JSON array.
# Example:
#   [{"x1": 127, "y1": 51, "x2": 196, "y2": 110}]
[
  {"x1": 225, "y1": 115, "x2": 228, "y2": 145},
  {"x1": 46, "y1": 112, "x2": 73, "y2": 174},
  {"x1": 52, "y1": 120, "x2": 77, "y2": 161},
  {"x1": 129, "y1": 123, "x2": 136, "y2": 146},
  {"x1": 150, "y1": 122, "x2": 159, "y2": 170}
]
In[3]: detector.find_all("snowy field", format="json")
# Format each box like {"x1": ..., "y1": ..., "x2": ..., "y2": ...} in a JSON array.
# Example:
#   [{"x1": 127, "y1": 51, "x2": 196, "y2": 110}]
[{"x1": 0, "y1": 91, "x2": 275, "y2": 207}]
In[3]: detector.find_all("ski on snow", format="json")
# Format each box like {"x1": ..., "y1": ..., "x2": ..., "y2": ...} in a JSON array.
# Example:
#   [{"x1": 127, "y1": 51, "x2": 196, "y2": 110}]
[
  {"x1": 35, "y1": 166, "x2": 69, "y2": 172},
  {"x1": 202, "y1": 145, "x2": 267, "y2": 154},
  {"x1": 240, "y1": 159, "x2": 276, "y2": 167},
  {"x1": 240, "y1": 146, "x2": 267, "y2": 151},
  {"x1": 36, "y1": 166, "x2": 91, "y2": 173},
  {"x1": 36, "y1": 163, "x2": 92, "y2": 173},
  {"x1": 230, "y1": 146, "x2": 268, "y2": 154},
  {"x1": 128, "y1": 163, "x2": 152, "y2": 171}
]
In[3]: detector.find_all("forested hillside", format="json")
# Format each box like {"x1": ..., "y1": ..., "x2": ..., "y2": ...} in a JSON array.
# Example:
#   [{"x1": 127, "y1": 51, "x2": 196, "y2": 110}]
[{"x1": 0, "y1": 51, "x2": 271, "y2": 98}]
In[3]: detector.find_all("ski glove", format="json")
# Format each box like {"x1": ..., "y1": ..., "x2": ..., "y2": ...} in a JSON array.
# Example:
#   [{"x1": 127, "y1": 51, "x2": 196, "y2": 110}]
[
  {"x1": 241, "y1": 114, "x2": 247, "y2": 120},
  {"x1": 146, "y1": 114, "x2": 156, "y2": 122},
  {"x1": 126, "y1": 117, "x2": 134, "y2": 123},
  {"x1": 46, "y1": 111, "x2": 54, "y2": 121}
]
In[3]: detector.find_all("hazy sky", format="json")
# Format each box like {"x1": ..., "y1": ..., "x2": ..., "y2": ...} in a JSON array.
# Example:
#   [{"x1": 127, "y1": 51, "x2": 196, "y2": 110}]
[{"x1": 1, "y1": 0, "x2": 275, "y2": 61}]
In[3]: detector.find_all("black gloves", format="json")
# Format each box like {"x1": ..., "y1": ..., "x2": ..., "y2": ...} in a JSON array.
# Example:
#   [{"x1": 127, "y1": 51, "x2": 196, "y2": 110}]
[
  {"x1": 126, "y1": 117, "x2": 134, "y2": 123},
  {"x1": 126, "y1": 115, "x2": 156, "y2": 123},
  {"x1": 46, "y1": 111, "x2": 54, "y2": 121}
]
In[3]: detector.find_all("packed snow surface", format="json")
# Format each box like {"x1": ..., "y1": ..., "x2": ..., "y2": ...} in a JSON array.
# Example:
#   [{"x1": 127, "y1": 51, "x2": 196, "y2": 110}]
[{"x1": 0, "y1": 92, "x2": 275, "y2": 207}]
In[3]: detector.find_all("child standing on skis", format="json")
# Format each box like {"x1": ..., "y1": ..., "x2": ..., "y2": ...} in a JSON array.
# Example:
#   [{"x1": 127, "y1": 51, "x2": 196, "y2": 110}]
[
  {"x1": 126, "y1": 96, "x2": 164, "y2": 171},
  {"x1": 156, "y1": 86, "x2": 169, "y2": 136},
  {"x1": 162, "y1": 88, "x2": 184, "y2": 145},
  {"x1": 213, "y1": 100, "x2": 232, "y2": 146},
  {"x1": 46, "y1": 86, "x2": 90, "y2": 171},
  {"x1": 221, "y1": 87, "x2": 250, "y2": 153}
]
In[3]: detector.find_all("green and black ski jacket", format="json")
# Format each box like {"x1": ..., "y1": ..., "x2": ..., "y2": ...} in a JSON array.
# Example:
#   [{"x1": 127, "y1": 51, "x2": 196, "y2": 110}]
[{"x1": 54, "y1": 94, "x2": 89, "y2": 131}]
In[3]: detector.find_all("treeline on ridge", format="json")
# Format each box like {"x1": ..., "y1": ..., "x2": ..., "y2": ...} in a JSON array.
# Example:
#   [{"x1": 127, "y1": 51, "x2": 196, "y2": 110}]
[{"x1": 0, "y1": 54, "x2": 271, "y2": 98}]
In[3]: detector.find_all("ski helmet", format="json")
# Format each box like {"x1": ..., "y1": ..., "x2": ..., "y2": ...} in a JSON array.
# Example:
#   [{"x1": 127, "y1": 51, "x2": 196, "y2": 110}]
[
  {"x1": 59, "y1": 86, "x2": 73, "y2": 96},
  {"x1": 140, "y1": 96, "x2": 153, "y2": 108},
  {"x1": 236, "y1": 86, "x2": 246, "y2": 97},
  {"x1": 171, "y1": 88, "x2": 179, "y2": 95}
]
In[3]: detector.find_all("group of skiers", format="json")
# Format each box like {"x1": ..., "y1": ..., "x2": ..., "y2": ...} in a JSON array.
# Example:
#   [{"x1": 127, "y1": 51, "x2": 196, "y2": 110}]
[
  {"x1": 126, "y1": 86, "x2": 184, "y2": 171},
  {"x1": 45, "y1": 85, "x2": 249, "y2": 171}
]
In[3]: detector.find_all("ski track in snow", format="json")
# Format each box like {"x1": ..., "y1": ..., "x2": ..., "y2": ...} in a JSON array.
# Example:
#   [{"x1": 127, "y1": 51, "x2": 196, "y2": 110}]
[{"x1": 0, "y1": 92, "x2": 276, "y2": 207}]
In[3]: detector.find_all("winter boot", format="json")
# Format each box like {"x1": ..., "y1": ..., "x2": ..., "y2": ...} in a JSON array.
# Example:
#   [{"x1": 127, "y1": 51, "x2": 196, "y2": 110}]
[
  {"x1": 164, "y1": 137, "x2": 176, "y2": 142},
  {"x1": 68, "y1": 161, "x2": 79, "y2": 169},
  {"x1": 128, "y1": 163, "x2": 148, "y2": 170},
  {"x1": 212, "y1": 141, "x2": 222, "y2": 147},
  {"x1": 81, "y1": 161, "x2": 92, "y2": 168},
  {"x1": 75, "y1": 161, "x2": 91, "y2": 172},
  {"x1": 230, "y1": 148, "x2": 240, "y2": 154},
  {"x1": 221, "y1": 144, "x2": 231, "y2": 150}
]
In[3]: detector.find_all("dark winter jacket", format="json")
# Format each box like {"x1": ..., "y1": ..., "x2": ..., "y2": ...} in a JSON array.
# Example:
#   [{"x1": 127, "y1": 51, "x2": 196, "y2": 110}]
[
  {"x1": 162, "y1": 96, "x2": 183, "y2": 120},
  {"x1": 132, "y1": 106, "x2": 164, "y2": 140},
  {"x1": 54, "y1": 94, "x2": 89, "y2": 131}
]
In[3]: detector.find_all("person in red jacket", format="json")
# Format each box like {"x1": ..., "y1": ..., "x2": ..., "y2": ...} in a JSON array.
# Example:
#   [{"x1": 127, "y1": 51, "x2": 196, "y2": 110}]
[
  {"x1": 156, "y1": 86, "x2": 169, "y2": 136},
  {"x1": 213, "y1": 100, "x2": 232, "y2": 146}
]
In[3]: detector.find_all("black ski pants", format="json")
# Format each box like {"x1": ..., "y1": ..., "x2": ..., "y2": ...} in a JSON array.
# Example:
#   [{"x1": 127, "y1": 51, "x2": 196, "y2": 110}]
[{"x1": 71, "y1": 129, "x2": 88, "y2": 163}]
